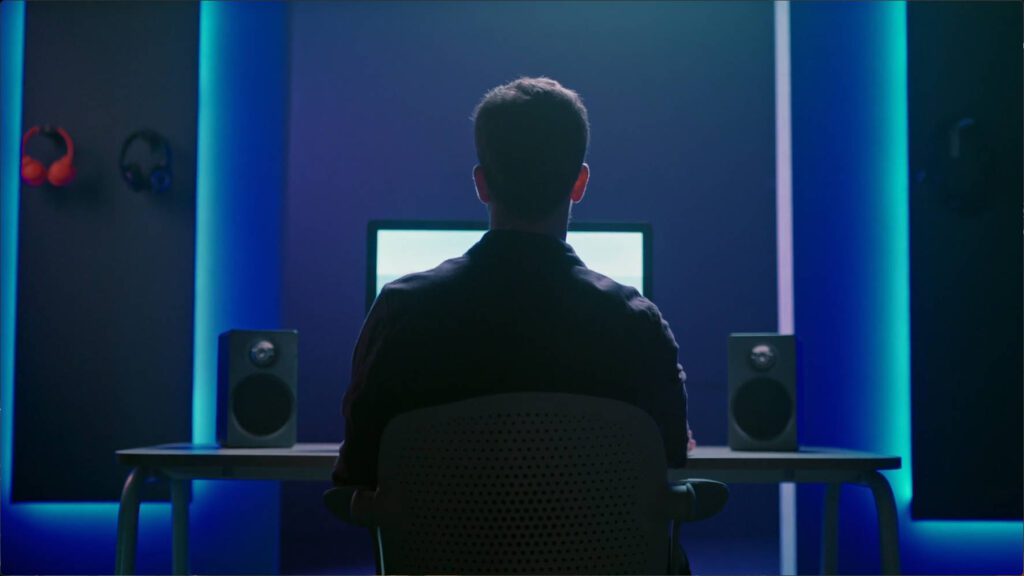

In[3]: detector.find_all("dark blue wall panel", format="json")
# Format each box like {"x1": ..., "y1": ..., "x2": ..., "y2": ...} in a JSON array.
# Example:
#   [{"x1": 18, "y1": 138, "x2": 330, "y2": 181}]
[
  {"x1": 907, "y1": 0, "x2": 1022, "y2": 521},
  {"x1": 13, "y1": 1, "x2": 197, "y2": 502},
  {"x1": 281, "y1": 2, "x2": 777, "y2": 572}
]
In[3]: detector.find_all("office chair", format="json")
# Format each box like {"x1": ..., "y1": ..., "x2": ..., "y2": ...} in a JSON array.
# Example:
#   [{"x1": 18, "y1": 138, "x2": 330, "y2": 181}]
[{"x1": 325, "y1": 392, "x2": 728, "y2": 574}]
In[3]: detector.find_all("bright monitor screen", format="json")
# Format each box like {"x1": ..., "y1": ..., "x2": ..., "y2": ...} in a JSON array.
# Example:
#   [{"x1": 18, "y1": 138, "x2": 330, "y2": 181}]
[{"x1": 367, "y1": 221, "x2": 651, "y2": 309}]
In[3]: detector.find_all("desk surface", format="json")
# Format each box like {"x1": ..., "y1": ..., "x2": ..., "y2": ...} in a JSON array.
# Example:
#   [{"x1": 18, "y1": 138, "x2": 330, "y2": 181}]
[{"x1": 117, "y1": 443, "x2": 900, "y2": 472}]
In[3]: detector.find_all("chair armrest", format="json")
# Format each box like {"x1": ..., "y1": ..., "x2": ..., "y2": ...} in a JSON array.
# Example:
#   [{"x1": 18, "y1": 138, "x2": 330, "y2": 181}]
[
  {"x1": 323, "y1": 486, "x2": 377, "y2": 527},
  {"x1": 667, "y1": 479, "x2": 729, "y2": 522}
]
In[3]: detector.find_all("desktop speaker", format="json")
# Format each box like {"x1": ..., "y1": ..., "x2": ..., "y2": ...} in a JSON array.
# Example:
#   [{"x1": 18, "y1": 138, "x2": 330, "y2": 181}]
[
  {"x1": 728, "y1": 333, "x2": 797, "y2": 451},
  {"x1": 217, "y1": 329, "x2": 298, "y2": 448}
]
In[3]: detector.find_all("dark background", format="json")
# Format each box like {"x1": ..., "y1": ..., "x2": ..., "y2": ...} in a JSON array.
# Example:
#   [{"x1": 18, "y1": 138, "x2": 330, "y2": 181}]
[
  {"x1": 907, "y1": 0, "x2": 1022, "y2": 520},
  {"x1": 13, "y1": 2, "x2": 197, "y2": 501},
  {"x1": 280, "y1": 2, "x2": 778, "y2": 572}
]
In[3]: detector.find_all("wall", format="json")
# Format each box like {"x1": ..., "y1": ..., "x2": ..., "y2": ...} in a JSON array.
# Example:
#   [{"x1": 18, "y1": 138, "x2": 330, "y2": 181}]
[
  {"x1": 13, "y1": 0, "x2": 197, "y2": 503},
  {"x1": 791, "y1": 2, "x2": 1022, "y2": 574},
  {"x1": 907, "y1": 0, "x2": 1022, "y2": 521},
  {"x1": 2, "y1": 1, "x2": 197, "y2": 574},
  {"x1": 282, "y1": 2, "x2": 779, "y2": 573}
]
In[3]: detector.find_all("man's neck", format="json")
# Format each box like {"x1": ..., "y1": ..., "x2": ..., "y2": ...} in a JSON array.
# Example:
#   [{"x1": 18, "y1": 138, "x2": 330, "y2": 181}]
[{"x1": 487, "y1": 205, "x2": 571, "y2": 241}]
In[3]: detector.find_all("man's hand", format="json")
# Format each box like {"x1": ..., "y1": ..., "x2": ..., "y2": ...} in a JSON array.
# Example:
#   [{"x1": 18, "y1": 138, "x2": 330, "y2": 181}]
[{"x1": 687, "y1": 426, "x2": 697, "y2": 453}]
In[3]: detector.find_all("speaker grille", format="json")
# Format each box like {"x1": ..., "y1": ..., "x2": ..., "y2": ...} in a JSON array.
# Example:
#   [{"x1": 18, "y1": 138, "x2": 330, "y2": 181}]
[
  {"x1": 732, "y1": 376, "x2": 792, "y2": 441},
  {"x1": 232, "y1": 374, "x2": 294, "y2": 437}
]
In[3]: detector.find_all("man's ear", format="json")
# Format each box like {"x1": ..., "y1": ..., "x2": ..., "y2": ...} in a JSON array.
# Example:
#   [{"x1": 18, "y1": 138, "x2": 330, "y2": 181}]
[
  {"x1": 570, "y1": 163, "x2": 589, "y2": 203},
  {"x1": 473, "y1": 165, "x2": 491, "y2": 204}
]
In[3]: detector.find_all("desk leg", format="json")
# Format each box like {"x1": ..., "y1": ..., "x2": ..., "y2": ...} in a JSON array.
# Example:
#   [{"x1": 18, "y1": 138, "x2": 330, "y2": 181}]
[
  {"x1": 115, "y1": 467, "x2": 146, "y2": 575},
  {"x1": 171, "y1": 479, "x2": 191, "y2": 575},
  {"x1": 863, "y1": 471, "x2": 901, "y2": 575},
  {"x1": 821, "y1": 483, "x2": 840, "y2": 575}
]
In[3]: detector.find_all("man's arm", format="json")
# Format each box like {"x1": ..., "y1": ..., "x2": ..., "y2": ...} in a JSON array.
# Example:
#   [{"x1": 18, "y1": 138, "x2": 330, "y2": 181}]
[
  {"x1": 633, "y1": 301, "x2": 689, "y2": 467},
  {"x1": 332, "y1": 289, "x2": 401, "y2": 487}
]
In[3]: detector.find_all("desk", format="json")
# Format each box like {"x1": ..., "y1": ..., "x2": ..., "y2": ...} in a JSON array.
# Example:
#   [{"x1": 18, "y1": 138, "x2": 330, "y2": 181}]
[{"x1": 115, "y1": 444, "x2": 900, "y2": 575}]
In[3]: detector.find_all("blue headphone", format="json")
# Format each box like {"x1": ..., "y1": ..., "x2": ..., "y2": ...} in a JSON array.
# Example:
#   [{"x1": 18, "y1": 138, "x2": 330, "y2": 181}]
[{"x1": 119, "y1": 129, "x2": 172, "y2": 193}]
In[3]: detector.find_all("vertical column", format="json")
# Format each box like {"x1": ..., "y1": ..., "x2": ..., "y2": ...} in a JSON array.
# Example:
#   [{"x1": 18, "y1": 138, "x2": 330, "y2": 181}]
[
  {"x1": 773, "y1": 2, "x2": 798, "y2": 574},
  {"x1": 0, "y1": 0, "x2": 25, "y2": 510},
  {"x1": 192, "y1": 2, "x2": 289, "y2": 573},
  {"x1": 790, "y1": 2, "x2": 908, "y2": 573}
]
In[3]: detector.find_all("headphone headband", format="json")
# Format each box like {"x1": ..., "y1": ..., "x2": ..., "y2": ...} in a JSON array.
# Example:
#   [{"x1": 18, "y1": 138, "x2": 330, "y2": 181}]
[
  {"x1": 119, "y1": 129, "x2": 171, "y2": 166},
  {"x1": 21, "y1": 125, "x2": 40, "y2": 149},
  {"x1": 22, "y1": 125, "x2": 74, "y2": 160},
  {"x1": 119, "y1": 129, "x2": 173, "y2": 192},
  {"x1": 54, "y1": 126, "x2": 74, "y2": 160}
]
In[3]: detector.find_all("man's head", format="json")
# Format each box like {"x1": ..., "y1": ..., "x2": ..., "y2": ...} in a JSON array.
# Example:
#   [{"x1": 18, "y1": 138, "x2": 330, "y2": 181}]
[{"x1": 472, "y1": 77, "x2": 590, "y2": 224}]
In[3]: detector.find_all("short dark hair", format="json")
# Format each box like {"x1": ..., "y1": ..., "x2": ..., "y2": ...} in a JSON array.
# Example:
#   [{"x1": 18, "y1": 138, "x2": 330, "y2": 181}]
[{"x1": 472, "y1": 77, "x2": 590, "y2": 219}]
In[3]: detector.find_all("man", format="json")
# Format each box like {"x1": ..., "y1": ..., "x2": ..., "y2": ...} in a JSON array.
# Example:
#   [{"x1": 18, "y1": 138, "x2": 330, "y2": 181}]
[{"x1": 334, "y1": 76, "x2": 691, "y2": 489}]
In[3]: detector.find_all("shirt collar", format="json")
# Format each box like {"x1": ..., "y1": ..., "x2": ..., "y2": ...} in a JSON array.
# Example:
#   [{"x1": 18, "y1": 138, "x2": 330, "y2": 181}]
[{"x1": 467, "y1": 229, "x2": 584, "y2": 267}]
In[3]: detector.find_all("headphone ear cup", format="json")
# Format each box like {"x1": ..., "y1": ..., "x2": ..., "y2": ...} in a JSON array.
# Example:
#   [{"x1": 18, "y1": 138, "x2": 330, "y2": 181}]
[
  {"x1": 47, "y1": 157, "x2": 76, "y2": 187},
  {"x1": 149, "y1": 167, "x2": 171, "y2": 193},
  {"x1": 22, "y1": 156, "x2": 47, "y2": 186},
  {"x1": 122, "y1": 163, "x2": 146, "y2": 191}
]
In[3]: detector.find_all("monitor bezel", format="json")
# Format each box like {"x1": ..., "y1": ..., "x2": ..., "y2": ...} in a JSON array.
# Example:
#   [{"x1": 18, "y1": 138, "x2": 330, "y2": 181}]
[{"x1": 366, "y1": 220, "x2": 653, "y2": 310}]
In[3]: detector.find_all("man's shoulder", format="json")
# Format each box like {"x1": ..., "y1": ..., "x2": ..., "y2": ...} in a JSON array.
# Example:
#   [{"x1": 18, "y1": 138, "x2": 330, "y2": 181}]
[
  {"x1": 571, "y1": 266, "x2": 660, "y2": 318},
  {"x1": 379, "y1": 256, "x2": 472, "y2": 301},
  {"x1": 570, "y1": 267, "x2": 678, "y2": 349}
]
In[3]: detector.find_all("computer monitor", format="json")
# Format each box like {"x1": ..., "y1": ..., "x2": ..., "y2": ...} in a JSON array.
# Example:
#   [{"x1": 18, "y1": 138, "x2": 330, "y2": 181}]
[{"x1": 367, "y1": 221, "x2": 652, "y2": 309}]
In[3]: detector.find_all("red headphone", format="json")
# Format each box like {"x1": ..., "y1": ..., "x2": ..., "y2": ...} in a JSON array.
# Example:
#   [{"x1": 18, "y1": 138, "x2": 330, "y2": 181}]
[{"x1": 21, "y1": 125, "x2": 76, "y2": 187}]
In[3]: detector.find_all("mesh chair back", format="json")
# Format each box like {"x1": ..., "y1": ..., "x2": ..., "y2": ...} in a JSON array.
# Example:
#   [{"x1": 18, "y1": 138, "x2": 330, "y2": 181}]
[{"x1": 374, "y1": 392, "x2": 672, "y2": 574}]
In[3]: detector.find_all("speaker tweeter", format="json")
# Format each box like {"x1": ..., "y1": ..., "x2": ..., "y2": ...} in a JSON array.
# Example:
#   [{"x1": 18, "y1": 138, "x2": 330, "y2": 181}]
[
  {"x1": 728, "y1": 333, "x2": 797, "y2": 451},
  {"x1": 217, "y1": 329, "x2": 298, "y2": 448}
]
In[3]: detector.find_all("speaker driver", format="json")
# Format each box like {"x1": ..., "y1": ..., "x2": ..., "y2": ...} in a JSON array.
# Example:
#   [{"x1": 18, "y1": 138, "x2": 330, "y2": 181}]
[
  {"x1": 731, "y1": 377, "x2": 792, "y2": 441},
  {"x1": 249, "y1": 339, "x2": 278, "y2": 367},
  {"x1": 233, "y1": 373, "x2": 294, "y2": 437}
]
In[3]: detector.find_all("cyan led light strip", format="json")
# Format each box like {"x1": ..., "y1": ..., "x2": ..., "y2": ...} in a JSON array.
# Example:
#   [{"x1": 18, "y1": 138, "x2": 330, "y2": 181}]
[
  {"x1": 1, "y1": 0, "x2": 26, "y2": 507},
  {"x1": 193, "y1": 0, "x2": 220, "y2": 445},
  {"x1": 879, "y1": 0, "x2": 912, "y2": 507}
]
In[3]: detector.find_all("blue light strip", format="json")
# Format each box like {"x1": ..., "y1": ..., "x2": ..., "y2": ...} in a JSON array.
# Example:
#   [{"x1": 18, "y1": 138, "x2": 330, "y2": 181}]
[
  {"x1": 877, "y1": 0, "x2": 912, "y2": 506},
  {"x1": 0, "y1": 0, "x2": 26, "y2": 508},
  {"x1": 193, "y1": 0, "x2": 220, "y2": 445}
]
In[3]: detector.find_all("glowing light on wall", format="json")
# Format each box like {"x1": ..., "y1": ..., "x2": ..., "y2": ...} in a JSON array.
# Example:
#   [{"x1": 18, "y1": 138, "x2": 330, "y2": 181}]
[
  {"x1": 792, "y1": 3, "x2": 1021, "y2": 573},
  {"x1": 194, "y1": 0, "x2": 285, "y2": 445},
  {"x1": 877, "y1": 0, "x2": 912, "y2": 507},
  {"x1": 191, "y1": 2, "x2": 287, "y2": 572},
  {"x1": 1, "y1": 0, "x2": 25, "y2": 508}
]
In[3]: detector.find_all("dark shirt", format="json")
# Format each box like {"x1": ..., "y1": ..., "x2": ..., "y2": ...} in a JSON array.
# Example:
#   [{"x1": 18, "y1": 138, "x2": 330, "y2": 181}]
[{"x1": 333, "y1": 229, "x2": 688, "y2": 487}]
